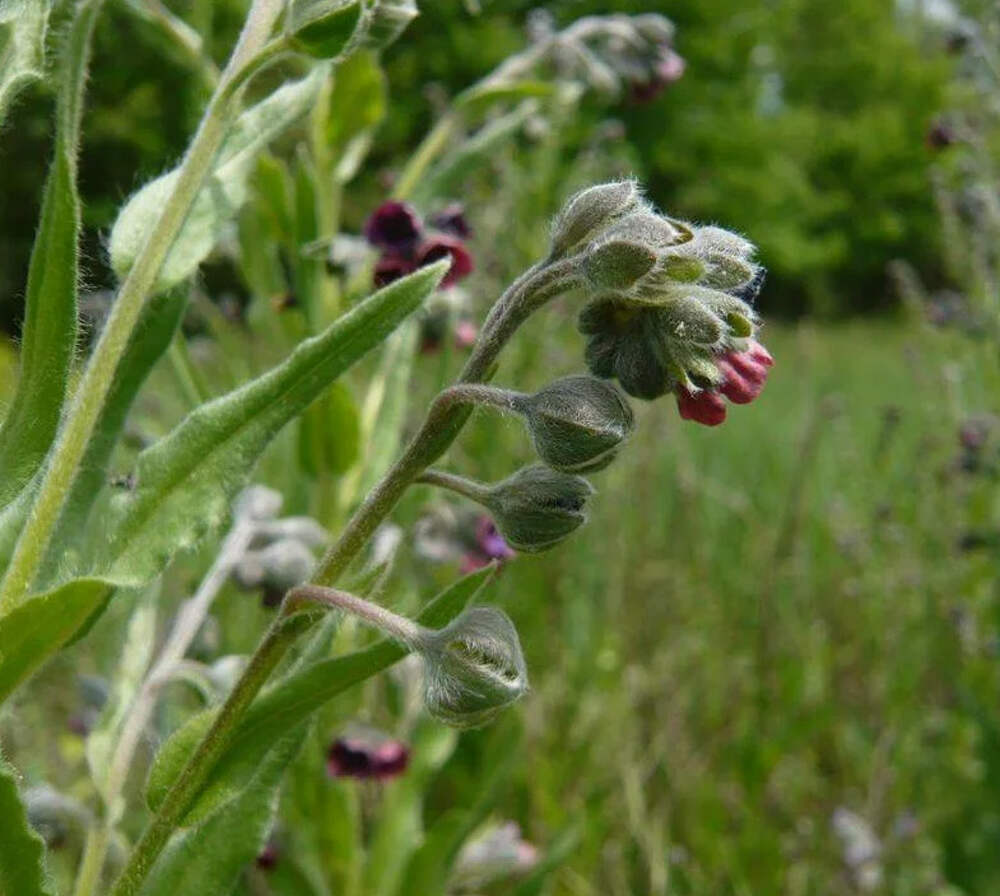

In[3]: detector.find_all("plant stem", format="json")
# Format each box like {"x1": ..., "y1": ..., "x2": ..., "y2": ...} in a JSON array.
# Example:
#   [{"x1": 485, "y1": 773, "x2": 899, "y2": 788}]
[
  {"x1": 0, "y1": 0, "x2": 285, "y2": 613},
  {"x1": 438, "y1": 382, "x2": 526, "y2": 413},
  {"x1": 289, "y1": 584, "x2": 423, "y2": 646},
  {"x1": 416, "y1": 469, "x2": 490, "y2": 504}
]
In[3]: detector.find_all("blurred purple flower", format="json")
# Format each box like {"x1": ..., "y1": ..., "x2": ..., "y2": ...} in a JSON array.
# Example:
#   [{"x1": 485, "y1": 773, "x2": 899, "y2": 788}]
[
  {"x1": 415, "y1": 234, "x2": 475, "y2": 288},
  {"x1": 461, "y1": 516, "x2": 515, "y2": 573},
  {"x1": 363, "y1": 200, "x2": 423, "y2": 252},
  {"x1": 631, "y1": 48, "x2": 686, "y2": 102},
  {"x1": 327, "y1": 733, "x2": 410, "y2": 780}
]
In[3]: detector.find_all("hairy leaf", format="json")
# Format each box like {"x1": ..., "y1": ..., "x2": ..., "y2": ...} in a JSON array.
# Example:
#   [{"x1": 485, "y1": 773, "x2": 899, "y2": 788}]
[
  {"x1": 146, "y1": 567, "x2": 494, "y2": 820},
  {"x1": 110, "y1": 68, "x2": 327, "y2": 294},
  {"x1": 0, "y1": 757, "x2": 53, "y2": 896},
  {"x1": 0, "y1": 0, "x2": 48, "y2": 129},
  {"x1": 98, "y1": 262, "x2": 445, "y2": 585},
  {"x1": 138, "y1": 728, "x2": 304, "y2": 896},
  {"x1": 0, "y1": 578, "x2": 113, "y2": 705},
  {"x1": 0, "y1": 0, "x2": 103, "y2": 505}
]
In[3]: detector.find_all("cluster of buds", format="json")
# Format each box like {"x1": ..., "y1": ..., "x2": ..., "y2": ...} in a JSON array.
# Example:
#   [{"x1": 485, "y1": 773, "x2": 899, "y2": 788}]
[
  {"x1": 550, "y1": 180, "x2": 773, "y2": 425},
  {"x1": 364, "y1": 200, "x2": 473, "y2": 289}
]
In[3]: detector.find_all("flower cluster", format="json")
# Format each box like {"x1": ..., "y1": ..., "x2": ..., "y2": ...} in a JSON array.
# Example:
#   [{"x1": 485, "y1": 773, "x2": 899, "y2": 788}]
[
  {"x1": 556, "y1": 181, "x2": 773, "y2": 425},
  {"x1": 364, "y1": 200, "x2": 474, "y2": 289},
  {"x1": 326, "y1": 731, "x2": 410, "y2": 780}
]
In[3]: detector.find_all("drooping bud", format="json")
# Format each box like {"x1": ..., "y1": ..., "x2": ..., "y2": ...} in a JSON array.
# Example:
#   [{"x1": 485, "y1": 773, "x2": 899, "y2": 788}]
[
  {"x1": 519, "y1": 376, "x2": 634, "y2": 472},
  {"x1": 582, "y1": 239, "x2": 658, "y2": 291},
  {"x1": 550, "y1": 180, "x2": 643, "y2": 257},
  {"x1": 483, "y1": 465, "x2": 594, "y2": 552},
  {"x1": 420, "y1": 607, "x2": 528, "y2": 728}
]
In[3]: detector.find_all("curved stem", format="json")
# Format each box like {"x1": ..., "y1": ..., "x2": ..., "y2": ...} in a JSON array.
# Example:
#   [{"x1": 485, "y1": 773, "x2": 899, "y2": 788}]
[
  {"x1": 438, "y1": 382, "x2": 526, "y2": 414},
  {"x1": 0, "y1": 0, "x2": 286, "y2": 612},
  {"x1": 415, "y1": 469, "x2": 490, "y2": 505},
  {"x1": 288, "y1": 584, "x2": 424, "y2": 646}
]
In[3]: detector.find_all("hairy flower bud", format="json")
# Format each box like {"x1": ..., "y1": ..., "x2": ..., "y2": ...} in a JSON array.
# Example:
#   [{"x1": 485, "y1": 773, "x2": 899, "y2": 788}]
[
  {"x1": 582, "y1": 239, "x2": 658, "y2": 291},
  {"x1": 550, "y1": 180, "x2": 643, "y2": 257},
  {"x1": 420, "y1": 607, "x2": 528, "y2": 728},
  {"x1": 519, "y1": 376, "x2": 634, "y2": 472},
  {"x1": 483, "y1": 465, "x2": 593, "y2": 552}
]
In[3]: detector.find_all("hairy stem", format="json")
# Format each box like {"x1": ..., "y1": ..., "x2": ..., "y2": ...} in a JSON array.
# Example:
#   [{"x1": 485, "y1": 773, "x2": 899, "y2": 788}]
[
  {"x1": 0, "y1": 0, "x2": 285, "y2": 612},
  {"x1": 289, "y1": 584, "x2": 423, "y2": 646},
  {"x1": 415, "y1": 469, "x2": 491, "y2": 504}
]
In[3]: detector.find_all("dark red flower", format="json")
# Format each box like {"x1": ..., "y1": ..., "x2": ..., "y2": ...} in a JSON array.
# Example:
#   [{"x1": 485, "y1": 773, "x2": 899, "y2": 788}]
[
  {"x1": 430, "y1": 203, "x2": 472, "y2": 239},
  {"x1": 374, "y1": 252, "x2": 418, "y2": 288},
  {"x1": 327, "y1": 735, "x2": 410, "y2": 781},
  {"x1": 256, "y1": 838, "x2": 279, "y2": 870},
  {"x1": 630, "y1": 48, "x2": 686, "y2": 103},
  {"x1": 675, "y1": 341, "x2": 773, "y2": 426},
  {"x1": 416, "y1": 235, "x2": 474, "y2": 288},
  {"x1": 364, "y1": 201, "x2": 423, "y2": 252}
]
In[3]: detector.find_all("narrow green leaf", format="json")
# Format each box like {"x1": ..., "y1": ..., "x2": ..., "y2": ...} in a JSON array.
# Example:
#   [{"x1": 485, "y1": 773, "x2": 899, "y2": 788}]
[
  {"x1": 99, "y1": 262, "x2": 445, "y2": 587},
  {"x1": 109, "y1": 69, "x2": 327, "y2": 295},
  {"x1": 454, "y1": 79, "x2": 558, "y2": 115},
  {"x1": 138, "y1": 728, "x2": 304, "y2": 896},
  {"x1": 40, "y1": 286, "x2": 188, "y2": 586},
  {"x1": 0, "y1": 0, "x2": 103, "y2": 505},
  {"x1": 146, "y1": 566, "x2": 494, "y2": 819},
  {"x1": 0, "y1": 0, "x2": 48, "y2": 129},
  {"x1": 0, "y1": 578, "x2": 113, "y2": 705},
  {"x1": 0, "y1": 757, "x2": 53, "y2": 896}
]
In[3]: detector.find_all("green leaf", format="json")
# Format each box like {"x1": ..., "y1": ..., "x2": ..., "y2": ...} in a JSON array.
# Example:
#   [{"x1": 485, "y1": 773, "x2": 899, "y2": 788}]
[
  {"x1": 110, "y1": 68, "x2": 328, "y2": 295},
  {"x1": 0, "y1": 0, "x2": 102, "y2": 506},
  {"x1": 350, "y1": 0, "x2": 417, "y2": 52},
  {"x1": 98, "y1": 262, "x2": 445, "y2": 586},
  {"x1": 0, "y1": 577, "x2": 115, "y2": 705},
  {"x1": 146, "y1": 566, "x2": 494, "y2": 820},
  {"x1": 454, "y1": 79, "x2": 558, "y2": 115},
  {"x1": 40, "y1": 286, "x2": 188, "y2": 586},
  {"x1": 0, "y1": 757, "x2": 53, "y2": 896},
  {"x1": 138, "y1": 728, "x2": 304, "y2": 896},
  {"x1": 510, "y1": 825, "x2": 581, "y2": 896},
  {"x1": 298, "y1": 382, "x2": 361, "y2": 476},
  {"x1": 0, "y1": 0, "x2": 48, "y2": 130},
  {"x1": 324, "y1": 50, "x2": 386, "y2": 152}
]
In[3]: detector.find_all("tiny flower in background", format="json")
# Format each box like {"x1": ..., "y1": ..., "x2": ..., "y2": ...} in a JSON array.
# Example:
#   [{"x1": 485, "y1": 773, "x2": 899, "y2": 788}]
[
  {"x1": 327, "y1": 730, "x2": 410, "y2": 780},
  {"x1": 363, "y1": 200, "x2": 474, "y2": 289},
  {"x1": 831, "y1": 807, "x2": 883, "y2": 892},
  {"x1": 453, "y1": 318, "x2": 478, "y2": 350},
  {"x1": 630, "y1": 48, "x2": 686, "y2": 102},
  {"x1": 452, "y1": 822, "x2": 538, "y2": 890},
  {"x1": 255, "y1": 836, "x2": 280, "y2": 870},
  {"x1": 460, "y1": 516, "x2": 516, "y2": 573},
  {"x1": 926, "y1": 120, "x2": 957, "y2": 150}
]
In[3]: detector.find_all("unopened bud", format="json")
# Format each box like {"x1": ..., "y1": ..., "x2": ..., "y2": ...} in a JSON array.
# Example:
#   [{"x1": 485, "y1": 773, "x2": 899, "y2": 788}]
[
  {"x1": 550, "y1": 181, "x2": 642, "y2": 257},
  {"x1": 608, "y1": 212, "x2": 691, "y2": 249},
  {"x1": 582, "y1": 239, "x2": 657, "y2": 291},
  {"x1": 632, "y1": 13, "x2": 675, "y2": 44},
  {"x1": 659, "y1": 297, "x2": 724, "y2": 346},
  {"x1": 233, "y1": 485, "x2": 282, "y2": 522},
  {"x1": 483, "y1": 465, "x2": 593, "y2": 552},
  {"x1": 420, "y1": 607, "x2": 528, "y2": 728},
  {"x1": 520, "y1": 376, "x2": 634, "y2": 472}
]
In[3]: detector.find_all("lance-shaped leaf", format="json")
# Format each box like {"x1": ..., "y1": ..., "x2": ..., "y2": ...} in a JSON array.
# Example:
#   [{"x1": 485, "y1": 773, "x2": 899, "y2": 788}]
[
  {"x1": 0, "y1": 757, "x2": 53, "y2": 896},
  {"x1": 0, "y1": 0, "x2": 102, "y2": 506},
  {"x1": 138, "y1": 728, "x2": 304, "y2": 896},
  {"x1": 0, "y1": 0, "x2": 48, "y2": 129},
  {"x1": 97, "y1": 262, "x2": 445, "y2": 586},
  {"x1": 146, "y1": 567, "x2": 494, "y2": 822},
  {"x1": 110, "y1": 68, "x2": 328, "y2": 295}
]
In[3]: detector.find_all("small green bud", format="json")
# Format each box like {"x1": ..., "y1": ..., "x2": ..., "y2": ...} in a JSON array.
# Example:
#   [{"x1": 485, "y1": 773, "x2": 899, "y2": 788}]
[
  {"x1": 659, "y1": 254, "x2": 705, "y2": 283},
  {"x1": 420, "y1": 607, "x2": 528, "y2": 728},
  {"x1": 726, "y1": 310, "x2": 754, "y2": 337},
  {"x1": 521, "y1": 376, "x2": 634, "y2": 473},
  {"x1": 290, "y1": 0, "x2": 362, "y2": 58},
  {"x1": 583, "y1": 239, "x2": 658, "y2": 291},
  {"x1": 484, "y1": 465, "x2": 594, "y2": 552},
  {"x1": 609, "y1": 212, "x2": 689, "y2": 249},
  {"x1": 659, "y1": 297, "x2": 725, "y2": 346},
  {"x1": 550, "y1": 181, "x2": 643, "y2": 257},
  {"x1": 693, "y1": 226, "x2": 755, "y2": 260}
]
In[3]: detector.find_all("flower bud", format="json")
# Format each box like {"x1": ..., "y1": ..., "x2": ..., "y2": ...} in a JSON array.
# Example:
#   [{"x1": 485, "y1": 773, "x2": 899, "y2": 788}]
[
  {"x1": 520, "y1": 375, "x2": 634, "y2": 472},
  {"x1": 582, "y1": 239, "x2": 658, "y2": 291},
  {"x1": 483, "y1": 465, "x2": 594, "y2": 552},
  {"x1": 550, "y1": 180, "x2": 643, "y2": 257},
  {"x1": 420, "y1": 607, "x2": 528, "y2": 728}
]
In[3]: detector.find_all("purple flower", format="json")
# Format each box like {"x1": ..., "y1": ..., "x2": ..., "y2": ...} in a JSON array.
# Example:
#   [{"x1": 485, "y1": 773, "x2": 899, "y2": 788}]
[
  {"x1": 327, "y1": 733, "x2": 410, "y2": 780},
  {"x1": 630, "y1": 48, "x2": 686, "y2": 103},
  {"x1": 255, "y1": 838, "x2": 279, "y2": 870},
  {"x1": 460, "y1": 516, "x2": 515, "y2": 572},
  {"x1": 364, "y1": 200, "x2": 474, "y2": 290},
  {"x1": 363, "y1": 201, "x2": 423, "y2": 252},
  {"x1": 430, "y1": 203, "x2": 472, "y2": 239}
]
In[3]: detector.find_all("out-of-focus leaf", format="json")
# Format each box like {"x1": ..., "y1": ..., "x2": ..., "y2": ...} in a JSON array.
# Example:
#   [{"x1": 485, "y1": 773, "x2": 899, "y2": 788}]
[
  {"x1": 363, "y1": 721, "x2": 458, "y2": 896},
  {"x1": 0, "y1": 578, "x2": 113, "y2": 706},
  {"x1": 325, "y1": 50, "x2": 386, "y2": 152},
  {"x1": 86, "y1": 586, "x2": 158, "y2": 807},
  {"x1": 0, "y1": 0, "x2": 102, "y2": 505},
  {"x1": 0, "y1": 0, "x2": 48, "y2": 129},
  {"x1": 138, "y1": 728, "x2": 304, "y2": 896},
  {"x1": 510, "y1": 825, "x2": 581, "y2": 896},
  {"x1": 0, "y1": 757, "x2": 53, "y2": 896},
  {"x1": 97, "y1": 263, "x2": 445, "y2": 586},
  {"x1": 298, "y1": 382, "x2": 361, "y2": 476},
  {"x1": 40, "y1": 286, "x2": 188, "y2": 586},
  {"x1": 455, "y1": 79, "x2": 558, "y2": 115},
  {"x1": 291, "y1": 0, "x2": 362, "y2": 59},
  {"x1": 110, "y1": 68, "x2": 327, "y2": 294},
  {"x1": 350, "y1": 0, "x2": 417, "y2": 52},
  {"x1": 146, "y1": 567, "x2": 494, "y2": 821}
]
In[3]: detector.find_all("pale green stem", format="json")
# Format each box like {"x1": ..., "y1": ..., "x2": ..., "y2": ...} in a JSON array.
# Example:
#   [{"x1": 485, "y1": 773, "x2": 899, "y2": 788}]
[
  {"x1": 167, "y1": 337, "x2": 210, "y2": 407},
  {"x1": 0, "y1": 0, "x2": 286, "y2": 613},
  {"x1": 288, "y1": 584, "x2": 424, "y2": 647},
  {"x1": 415, "y1": 468, "x2": 491, "y2": 505}
]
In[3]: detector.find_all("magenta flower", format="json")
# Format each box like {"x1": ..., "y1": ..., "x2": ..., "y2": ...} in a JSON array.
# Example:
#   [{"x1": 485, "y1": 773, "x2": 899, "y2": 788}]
[
  {"x1": 454, "y1": 319, "x2": 478, "y2": 350},
  {"x1": 630, "y1": 48, "x2": 686, "y2": 102},
  {"x1": 675, "y1": 341, "x2": 773, "y2": 426},
  {"x1": 460, "y1": 516, "x2": 515, "y2": 573},
  {"x1": 364, "y1": 200, "x2": 474, "y2": 290},
  {"x1": 327, "y1": 734, "x2": 409, "y2": 780}
]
